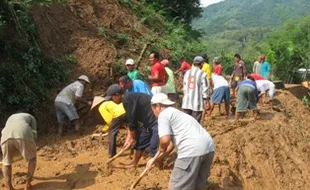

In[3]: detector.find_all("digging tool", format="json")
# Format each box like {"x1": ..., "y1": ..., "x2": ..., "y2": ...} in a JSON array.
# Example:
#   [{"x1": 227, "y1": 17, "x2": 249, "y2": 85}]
[
  {"x1": 106, "y1": 148, "x2": 127, "y2": 164},
  {"x1": 130, "y1": 151, "x2": 161, "y2": 189}
]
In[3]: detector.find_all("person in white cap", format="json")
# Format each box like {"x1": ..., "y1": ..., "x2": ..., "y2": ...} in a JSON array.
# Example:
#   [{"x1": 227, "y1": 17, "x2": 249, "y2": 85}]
[
  {"x1": 55, "y1": 75, "x2": 91, "y2": 135},
  {"x1": 182, "y1": 56, "x2": 210, "y2": 122},
  {"x1": 147, "y1": 93, "x2": 215, "y2": 190},
  {"x1": 125, "y1": 58, "x2": 142, "y2": 80}
]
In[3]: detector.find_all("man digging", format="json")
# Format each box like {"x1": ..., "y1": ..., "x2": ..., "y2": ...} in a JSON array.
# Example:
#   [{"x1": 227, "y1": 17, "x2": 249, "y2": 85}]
[
  {"x1": 105, "y1": 84, "x2": 159, "y2": 168},
  {"x1": 1, "y1": 112, "x2": 37, "y2": 190},
  {"x1": 147, "y1": 93, "x2": 215, "y2": 190},
  {"x1": 54, "y1": 75, "x2": 91, "y2": 135}
]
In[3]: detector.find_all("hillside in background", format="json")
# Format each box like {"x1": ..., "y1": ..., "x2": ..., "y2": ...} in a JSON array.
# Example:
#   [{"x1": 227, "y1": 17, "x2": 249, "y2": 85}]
[{"x1": 193, "y1": 0, "x2": 310, "y2": 35}]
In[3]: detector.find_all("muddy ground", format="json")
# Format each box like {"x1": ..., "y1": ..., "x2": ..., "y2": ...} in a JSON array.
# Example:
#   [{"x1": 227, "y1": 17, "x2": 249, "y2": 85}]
[{"x1": 1, "y1": 89, "x2": 309, "y2": 190}]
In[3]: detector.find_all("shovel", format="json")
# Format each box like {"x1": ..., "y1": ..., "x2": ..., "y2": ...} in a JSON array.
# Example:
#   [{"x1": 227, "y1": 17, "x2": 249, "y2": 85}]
[
  {"x1": 130, "y1": 151, "x2": 161, "y2": 189},
  {"x1": 106, "y1": 148, "x2": 127, "y2": 165}
]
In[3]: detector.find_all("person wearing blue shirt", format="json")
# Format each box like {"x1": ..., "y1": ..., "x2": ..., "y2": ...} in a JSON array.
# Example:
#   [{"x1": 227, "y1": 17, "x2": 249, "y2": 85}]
[
  {"x1": 259, "y1": 55, "x2": 271, "y2": 79},
  {"x1": 119, "y1": 75, "x2": 152, "y2": 96},
  {"x1": 235, "y1": 76, "x2": 259, "y2": 120}
]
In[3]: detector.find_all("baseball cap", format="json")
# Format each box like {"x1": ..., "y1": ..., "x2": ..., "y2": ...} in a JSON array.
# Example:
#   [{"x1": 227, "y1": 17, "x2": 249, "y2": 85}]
[
  {"x1": 78, "y1": 75, "x2": 90, "y2": 83},
  {"x1": 151, "y1": 93, "x2": 175, "y2": 106},
  {"x1": 104, "y1": 84, "x2": 124, "y2": 100},
  {"x1": 119, "y1": 75, "x2": 132, "y2": 84},
  {"x1": 125, "y1": 59, "x2": 135, "y2": 65},
  {"x1": 213, "y1": 57, "x2": 221, "y2": 63},
  {"x1": 193, "y1": 56, "x2": 204, "y2": 65},
  {"x1": 161, "y1": 59, "x2": 169, "y2": 66}
]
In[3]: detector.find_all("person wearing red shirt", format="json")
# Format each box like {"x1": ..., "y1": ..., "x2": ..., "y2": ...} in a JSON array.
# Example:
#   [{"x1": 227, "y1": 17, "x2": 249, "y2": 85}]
[
  {"x1": 175, "y1": 57, "x2": 191, "y2": 75},
  {"x1": 248, "y1": 73, "x2": 266, "y2": 80},
  {"x1": 213, "y1": 57, "x2": 223, "y2": 75},
  {"x1": 148, "y1": 51, "x2": 168, "y2": 94}
]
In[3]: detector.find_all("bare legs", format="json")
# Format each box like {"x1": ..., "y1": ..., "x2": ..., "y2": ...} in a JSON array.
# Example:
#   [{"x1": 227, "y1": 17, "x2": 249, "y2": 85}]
[
  {"x1": 58, "y1": 119, "x2": 80, "y2": 135},
  {"x1": 25, "y1": 157, "x2": 36, "y2": 190},
  {"x1": 3, "y1": 165, "x2": 14, "y2": 190},
  {"x1": 2, "y1": 157, "x2": 36, "y2": 190}
]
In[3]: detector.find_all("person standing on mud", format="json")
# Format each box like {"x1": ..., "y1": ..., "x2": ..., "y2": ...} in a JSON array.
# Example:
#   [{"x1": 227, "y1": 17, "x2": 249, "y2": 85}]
[
  {"x1": 259, "y1": 54, "x2": 271, "y2": 79},
  {"x1": 213, "y1": 57, "x2": 223, "y2": 75},
  {"x1": 161, "y1": 59, "x2": 177, "y2": 102},
  {"x1": 119, "y1": 75, "x2": 152, "y2": 96},
  {"x1": 182, "y1": 56, "x2": 209, "y2": 122},
  {"x1": 253, "y1": 55, "x2": 261, "y2": 74},
  {"x1": 97, "y1": 84, "x2": 127, "y2": 158},
  {"x1": 230, "y1": 54, "x2": 247, "y2": 98},
  {"x1": 147, "y1": 93, "x2": 215, "y2": 190},
  {"x1": 1, "y1": 112, "x2": 37, "y2": 190},
  {"x1": 208, "y1": 73, "x2": 231, "y2": 117},
  {"x1": 55, "y1": 75, "x2": 91, "y2": 135},
  {"x1": 108, "y1": 85, "x2": 158, "y2": 168},
  {"x1": 235, "y1": 76, "x2": 258, "y2": 120},
  {"x1": 125, "y1": 58, "x2": 142, "y2": 80},
  {"x1": 148, "y1": 51, "x2": 169, "y2": 94}
]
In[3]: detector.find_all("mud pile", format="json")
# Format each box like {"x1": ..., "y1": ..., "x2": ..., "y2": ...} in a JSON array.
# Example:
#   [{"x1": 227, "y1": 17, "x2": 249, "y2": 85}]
[{"x1": 2, "y1": 90, "x2": 308, "y2": 190}]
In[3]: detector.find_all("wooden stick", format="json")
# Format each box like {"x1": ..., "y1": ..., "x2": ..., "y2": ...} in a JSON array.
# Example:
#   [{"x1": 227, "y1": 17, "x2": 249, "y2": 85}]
[
  {"x1": 130, "y1": 151, "x2": 161, "y2": 189},
  {"x1": 106, "y1": 148, "x2": 127, "y2": 164}
]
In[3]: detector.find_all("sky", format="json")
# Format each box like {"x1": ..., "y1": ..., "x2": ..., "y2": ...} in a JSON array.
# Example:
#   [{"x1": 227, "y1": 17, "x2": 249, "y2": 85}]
[{"x1": 200, "y1": 0, "x2": 224, "y2": 7}]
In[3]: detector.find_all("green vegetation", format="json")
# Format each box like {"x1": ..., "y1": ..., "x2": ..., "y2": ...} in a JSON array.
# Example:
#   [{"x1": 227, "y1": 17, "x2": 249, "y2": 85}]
[
  {"x1": 0, "y1": 0, "x2": 69, "y2": 113},
  {"x1": 191, "y1": 0, "x2": 310, "y2": 83}
]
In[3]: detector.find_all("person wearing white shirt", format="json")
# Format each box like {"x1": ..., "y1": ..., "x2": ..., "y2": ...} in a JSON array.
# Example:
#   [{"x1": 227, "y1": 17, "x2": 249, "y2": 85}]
[
  {"x1": 148, "y1": 93, "x2": 215, "y2": 190},
  {"x1": 208, "y1": 73, "x2": 230, "y2": 117}
]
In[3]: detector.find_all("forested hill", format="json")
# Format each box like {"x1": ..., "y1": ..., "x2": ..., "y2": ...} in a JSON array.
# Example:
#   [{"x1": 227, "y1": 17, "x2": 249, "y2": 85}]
[{"x1": 193, "y1": 0, "x2": 310, "y2": 35}]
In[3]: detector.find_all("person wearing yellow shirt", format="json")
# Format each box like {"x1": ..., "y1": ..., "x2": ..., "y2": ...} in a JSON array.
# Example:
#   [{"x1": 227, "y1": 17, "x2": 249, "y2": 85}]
[{"x1": 98, "y1": 84, "x2": 127, "y2": 157}]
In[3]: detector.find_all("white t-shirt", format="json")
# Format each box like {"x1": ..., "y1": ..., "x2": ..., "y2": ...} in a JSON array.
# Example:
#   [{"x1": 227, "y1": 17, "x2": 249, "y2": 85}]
[
  {"x1": 256, "y1": 80, "x2": 275, "y2": 93},
  {"x1": 158, "y1": 107, "x2": 215, "y2": 158},
  {"x1": 55, "y1": 81, "x2": 84, "y2": 104},
  {"x1": 211, "y1": 73, "x2": 229, "y2": 90}
]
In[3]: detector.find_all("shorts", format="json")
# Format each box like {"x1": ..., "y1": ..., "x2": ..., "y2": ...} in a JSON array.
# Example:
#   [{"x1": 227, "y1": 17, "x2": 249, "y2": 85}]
[
  {"x1": 1, "y1": 139, "x2": 36, "y2": 166},
  {"x1": 134, "y1": 125, "x2": 159, "y2": 157},
  {"x1": 169, "y1": 152, "x2": 214, "y2": 190},
  {"x1": 151, "y1": 86, "x2": 166, "y2": 95},
  {"x1": 231, "y1": 75, "x2": 243, "y2": 88},
  {"x1": 211, "y1": 86, "x2": 230, "y2": 104},
  {"x1": 55, "y1": 101, "x2": 79, "y2": 123},
  {"x1": 236, "y1": 86, "x2": 257, "y2": 112}
]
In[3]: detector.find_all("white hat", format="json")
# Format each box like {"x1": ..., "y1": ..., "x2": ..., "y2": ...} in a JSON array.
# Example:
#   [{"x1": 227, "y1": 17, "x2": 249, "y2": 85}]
[
  {"x1": 151, "y1": 93, "x2": 175, "y2": 105},
  {"x1": 78, "y1": 75, "x2": 90, "y2": 83},
  {"x1": 125, "y1": 59, "x2": 135, "y2": 65}
]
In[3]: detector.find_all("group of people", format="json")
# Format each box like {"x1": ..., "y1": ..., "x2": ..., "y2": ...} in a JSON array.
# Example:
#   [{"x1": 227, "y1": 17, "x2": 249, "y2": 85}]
[{"x1": 1, "y1": 50, "x2": 276, "y2": 190}]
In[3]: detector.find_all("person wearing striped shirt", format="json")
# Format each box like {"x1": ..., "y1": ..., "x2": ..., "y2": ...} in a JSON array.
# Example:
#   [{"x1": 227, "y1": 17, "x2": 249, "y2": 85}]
[{"x1": 182, "y1": 56, "x2": 210, "y2": 122}]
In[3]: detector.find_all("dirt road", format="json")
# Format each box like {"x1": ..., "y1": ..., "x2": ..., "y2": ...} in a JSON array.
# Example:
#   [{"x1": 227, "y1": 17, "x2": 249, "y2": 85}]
[{"x1": 1, "y1": 90, "x2": 309, "y2": 190}]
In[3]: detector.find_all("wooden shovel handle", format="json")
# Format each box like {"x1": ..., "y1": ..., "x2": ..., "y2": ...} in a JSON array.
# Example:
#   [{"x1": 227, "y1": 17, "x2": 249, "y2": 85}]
[
  {"x1": 106, "y1": 148, "x2": 126, "y2": 164},
  {"x1": 130, "y1": 151, "x2": 161, "y2": 189}
]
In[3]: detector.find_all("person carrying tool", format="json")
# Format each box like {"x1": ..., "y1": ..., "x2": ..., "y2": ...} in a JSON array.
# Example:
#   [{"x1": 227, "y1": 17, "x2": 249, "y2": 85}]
[
  {"x1": 147, "y1": 93, "x2": 215, "y2": 190},
  {"x1": 1, "y1": 112, "x2": 37, "y2": 190},
  {"x1": 119, "y1": 75, "x2": 152, "y2": 96},
  {"x1": 98, "y1": 84, "x2": 127, "y2": 158},
  {"x1": 105, "y1": 84, "x2": 158, "y2": 168},
  {"x1": 182, "y1": 56, "x2": 210, "y2": 122},
  {"x1": 55, "y1": 75, "x2": 91, "y2": 135}
]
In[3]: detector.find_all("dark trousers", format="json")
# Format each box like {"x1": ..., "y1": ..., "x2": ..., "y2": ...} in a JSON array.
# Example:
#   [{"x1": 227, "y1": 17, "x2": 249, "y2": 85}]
[
  {"x1": 108, "y1": 114, "x2": 127, "y2": 157},
  {"x1": 135, "y1": 125, "x2": 159, "y2": 157},
  {"x1": 183, "y1": 109, "x2": 203, "y2": 123}
]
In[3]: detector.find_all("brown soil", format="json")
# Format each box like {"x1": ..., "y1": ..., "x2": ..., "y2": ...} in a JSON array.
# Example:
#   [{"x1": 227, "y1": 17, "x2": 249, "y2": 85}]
[
  {"x1": 1, "y1": 90, "x2": 309, "y2": 190},
  {"x1": 1, "y1": 1, "x2": 309, "y2": 190}
]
